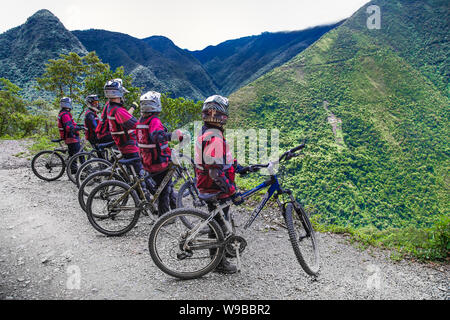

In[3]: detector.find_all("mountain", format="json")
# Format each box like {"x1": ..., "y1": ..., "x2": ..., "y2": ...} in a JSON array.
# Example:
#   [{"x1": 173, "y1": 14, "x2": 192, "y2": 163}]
[
  {"x1": 229, "y1": 0, "x2": 449, "y2": 232},
  {"x1": 72, "y1": 30, "x2": 218, "y2": 100},
  {"x1": 0, "y1": 9, "x2": 342, "y2": 101},
  {"x1": 190, "y1": 23, "x2": 342, "y2": 95},
  {"x1": 0, "y1": 9, "x2": 87, "y2": 99}
]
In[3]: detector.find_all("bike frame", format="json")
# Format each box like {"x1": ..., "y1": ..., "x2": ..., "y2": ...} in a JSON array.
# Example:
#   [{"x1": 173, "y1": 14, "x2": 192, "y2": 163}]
[
  {"x1": 106, "y1": 162, "x2": 189, "y2": 215},
  {"x1": 184, "y1": 162, "x2": 296, "y2": 246}
]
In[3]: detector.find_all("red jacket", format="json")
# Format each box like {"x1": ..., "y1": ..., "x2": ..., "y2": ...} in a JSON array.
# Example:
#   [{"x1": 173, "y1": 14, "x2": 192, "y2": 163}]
[
  {"x1": 84, "y1": 109, "x2": 99, "y2": 142},
  {"x1": 107, "y1": 102, "x2": 139, "y2": 154},
  {"x1": 58, "y1": 110, "x2": 80, "y2": 144},
  {"x1": 136, "y1": 115, "x2": 171, "y2": 173},
  {"x1": 194, "y1": 125, "x2": 236, "y2": 199}
]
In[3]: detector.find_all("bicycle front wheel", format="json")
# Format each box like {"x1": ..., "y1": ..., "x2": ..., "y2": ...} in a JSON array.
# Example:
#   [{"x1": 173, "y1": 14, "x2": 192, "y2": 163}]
[
  {"x1": 148, "y1": 208, "x2": 225, "y2": 280},
  {"x1": 86, "y1": 180, "x2": 141, "y2": 236},
  {"x1": 284, "y1": 203, "x2": 320, "y2": 276},
  {"x1": 31, "y1": 151, "x2": 65, "y2": 181},
  {"x1": 66, "y1": 152, "x2": 93, "y2": 184},
  {"x1": 78, "y1": 170, "x2": 125, "y2": 212},
  {"x1": 76, "y1": 158, "x2": 111, "y2": 188}
]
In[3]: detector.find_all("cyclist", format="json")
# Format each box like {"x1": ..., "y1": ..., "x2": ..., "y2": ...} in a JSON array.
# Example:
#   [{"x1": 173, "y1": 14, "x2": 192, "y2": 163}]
[
  {"x1": 136, "y1": 91, "x2": 181, "y2": 217},
  {"x1": 194, "y1": 95, "x2": 251, "y2": 274},
  {"x1": 84, "y1": 94, "x2": 100, "y2": 148},
  {"x1": 95, "y1": 100, "x2": 114, "y2": 144},
  {"x1": 57, "y1": 97, "x2": 83, "y2": 174},
  {"x1": 104, "y1": 79, "x2": 154, "y2": 196}
]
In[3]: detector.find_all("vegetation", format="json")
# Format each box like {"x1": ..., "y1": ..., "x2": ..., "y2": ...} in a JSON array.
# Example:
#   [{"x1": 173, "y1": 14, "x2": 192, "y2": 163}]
[
  {"x1": 36, "y1": 52, "x2": 141, "y2": 121},
  {"x1": 229, "y1": 0, "x2": 449, "y2": 260},
  {"x1": 0, "y1": 78, "x2": 53, "y2": 138}
]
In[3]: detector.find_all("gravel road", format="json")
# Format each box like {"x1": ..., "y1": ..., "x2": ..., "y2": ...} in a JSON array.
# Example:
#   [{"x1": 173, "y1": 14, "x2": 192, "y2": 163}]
[{"x1": 0, "y1": 140, "x2": 448, "y2": 300}]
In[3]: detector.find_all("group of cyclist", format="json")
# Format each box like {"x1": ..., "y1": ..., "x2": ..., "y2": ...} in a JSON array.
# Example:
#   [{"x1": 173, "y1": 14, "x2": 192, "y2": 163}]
[{"x1": 57, "y1": 78, "x2": 256, "y2": 274}]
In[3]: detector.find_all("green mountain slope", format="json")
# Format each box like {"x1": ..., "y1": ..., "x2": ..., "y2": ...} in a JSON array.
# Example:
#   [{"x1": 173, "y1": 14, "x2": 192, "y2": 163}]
[
  {"x1": 229, "y1": 0, "x2": 449, "y2": 233},
  {"x1": 190, "y1": 23, "x2": 342, "y2": 95},
  {"x1": 0, "y1": 10, "x2": 87, "y2": 99},
  {"x1": 72, "y1": 30, "x2": 218, "y2": 100}
]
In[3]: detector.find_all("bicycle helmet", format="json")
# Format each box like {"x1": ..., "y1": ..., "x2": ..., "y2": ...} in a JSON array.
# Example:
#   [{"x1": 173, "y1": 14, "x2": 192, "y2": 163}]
[
  {"x1": 202, "y1": 95, "x2": 229, "y2": 126},
  {"x1": 60, "y1": 97, "x2": 73, "y2": 110},
  {"x1": 85, "y1": 94, "x2": 100, "y2": 112},
  {"x1": 104, "y1": 79, "x2": 129, "y2": 98},
  {"x1": 140, "y1": 91, "x2": 162, "y2": 113}
]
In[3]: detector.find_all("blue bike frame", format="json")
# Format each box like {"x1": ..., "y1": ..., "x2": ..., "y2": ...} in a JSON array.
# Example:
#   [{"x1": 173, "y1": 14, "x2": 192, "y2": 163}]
[{"x1": 241, "y1": 175, "x2": 281, "y2": 229}]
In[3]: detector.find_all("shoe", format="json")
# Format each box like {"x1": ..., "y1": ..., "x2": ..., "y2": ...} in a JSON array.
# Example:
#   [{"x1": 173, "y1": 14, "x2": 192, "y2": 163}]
[{"x1": 213, "y1": 258, "x2": 237, "y2": 274}]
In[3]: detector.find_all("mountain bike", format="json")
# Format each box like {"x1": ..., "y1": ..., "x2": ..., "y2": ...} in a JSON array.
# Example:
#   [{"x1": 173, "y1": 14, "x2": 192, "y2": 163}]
[
  {"x1": 85, "y1": 154, "x2": 194, "y2": 237},
  {"x1": 31, "y1": 137, "x2": 87, "y2": 181},
  {"x1": 65, "y1": 142, "x2": 112, "y2": 185},
  {"x1": 75, "y1": 156, "x2": 113, "y2": 188},
  {"x1": 148, "y1": 143, "x2": 320, "y2": 280},
  {"x1": 77, "y1": 142, "x2": 153, "y2": 213}
]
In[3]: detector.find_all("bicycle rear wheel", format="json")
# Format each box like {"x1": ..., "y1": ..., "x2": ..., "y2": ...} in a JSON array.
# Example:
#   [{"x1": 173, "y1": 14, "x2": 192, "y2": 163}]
[
  {"x1": 66, "y1": 152, "x2": 92, "y2": 184},
  {"x1": 31, "y1": 151, "x2": 65, "y2": 181},
  {"x1": 284, "y1": 202, "x2": 320, "y2": 276},
  {"x1": 86, "y1": 180, "x2": 141, "y2": 236},
  {"x1": 76, "y1": 158, "x2": 111, "y2": 188},
  {"x1": 78, "y1": 170, "x2": 125, "y2": 213},
  {"x1": 148, "y1": 208, "x2": 224, "y2": 280}
]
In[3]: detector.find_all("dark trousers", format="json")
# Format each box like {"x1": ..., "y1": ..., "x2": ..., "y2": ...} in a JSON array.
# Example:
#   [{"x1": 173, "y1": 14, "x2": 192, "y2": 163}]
[
  {"x1": 208, "y1": 203, "x2": 230, "y2": 260},
  {"x1": 152, "y1": 170, "x2": 176, "y2": 217},
  {"x1": 68, "y1": 142, "x2": 81, "y2": 173},
  {"x1": 123, "y1": 153, "x2": 156, "y2": 194}
]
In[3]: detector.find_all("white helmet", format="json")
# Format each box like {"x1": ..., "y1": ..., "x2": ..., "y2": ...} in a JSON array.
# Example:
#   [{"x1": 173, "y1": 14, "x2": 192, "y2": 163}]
[
  {"x1": 140, "y1": 91, "x2": 162, "y2": 113},
  {"x1": 60, "y1": 97, "x2": 73, "y2": 110},
  {"x1": 104, "y1": 79, "x2": 129, "y2": 98}
]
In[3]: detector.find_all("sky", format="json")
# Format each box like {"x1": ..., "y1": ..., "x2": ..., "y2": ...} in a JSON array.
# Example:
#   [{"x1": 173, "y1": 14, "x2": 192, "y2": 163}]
[{"x1": 0, "y1": 0, "x2": 370, "y2": 50}]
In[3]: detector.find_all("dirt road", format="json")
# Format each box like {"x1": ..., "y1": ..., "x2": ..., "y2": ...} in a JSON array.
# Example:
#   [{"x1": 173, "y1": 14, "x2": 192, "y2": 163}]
[{"x1": 0, "y1": 140, "x2": 448, "y2": 300}]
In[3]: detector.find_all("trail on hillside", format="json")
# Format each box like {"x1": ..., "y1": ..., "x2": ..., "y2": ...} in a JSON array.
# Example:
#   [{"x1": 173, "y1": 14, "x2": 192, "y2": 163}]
[{"x1": 0, "y1": 140, "x2": 448, "y2": 300}]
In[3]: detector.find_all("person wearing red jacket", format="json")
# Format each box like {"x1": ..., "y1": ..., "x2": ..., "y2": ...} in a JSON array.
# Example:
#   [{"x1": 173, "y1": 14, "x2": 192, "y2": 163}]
[
  {"x1": 84, "y1": 95, "x2": 100, "y2": 148},
  {"x1": 95, "y1": 101, "x2": 113, "y2": 144},
  {"x1": 57, "y1": 97, "x2": 83, "y2": 174},
  {"x1": 136, "y1": 91, "x2": 180, "y2": 217},
  {"x1": 103, "y1": 79, "x2": 155, "y2": 198},
  {"x1": 194, "y1": 95, "x2": 251, "y2": 274}
]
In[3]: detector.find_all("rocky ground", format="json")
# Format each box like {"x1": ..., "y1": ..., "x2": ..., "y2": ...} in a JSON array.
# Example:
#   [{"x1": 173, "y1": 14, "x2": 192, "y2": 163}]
[{"x1": 0, "y1": 139, "x2": 448, "y2": 300}]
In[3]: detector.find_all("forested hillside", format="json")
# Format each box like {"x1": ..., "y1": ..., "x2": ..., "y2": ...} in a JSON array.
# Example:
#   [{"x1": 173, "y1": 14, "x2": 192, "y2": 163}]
[
  {"x1": 0, "y1": 10, "x2": 87, "y2": 100},
  {"x1": 73, "y1": 30, "x2": 218, "y2": 100},
  {"x1": 229, "y1": 0, "x2": 449, "y2": 257}
]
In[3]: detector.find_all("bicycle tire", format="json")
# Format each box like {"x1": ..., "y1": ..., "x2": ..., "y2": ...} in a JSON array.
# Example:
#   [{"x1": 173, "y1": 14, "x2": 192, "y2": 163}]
[
  {"x1": 31, "y1": 151, "x2": 65, "y2": 181},
  {"x1": 86, "y1": 180, "x2": 141, "y2": 236},
  {"x1": 75, "y1": 158, "x2": 111, "y2": 188},
  {"x1": 78, "y1": 170, "x2": 125, "y2": 213},
  {"x1": 148, "y1": 208, "x2": 225, "y2": 280},
  {"x1": 66, "y1": 152, "x2": 93, "y2": 184},
  {"x1": 284, "y1": 202, "x2": 320, "y2": 276},
  {"x1": 176, "y1": 180, "x2": 206, "y2": 229}
]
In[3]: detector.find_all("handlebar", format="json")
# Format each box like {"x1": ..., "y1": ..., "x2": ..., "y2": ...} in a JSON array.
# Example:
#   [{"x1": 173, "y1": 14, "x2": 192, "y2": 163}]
[
  {"x1": 246, "y1": 143, "x2": 306, "y2": 173},
  {"x1": 279, "y1": 143, "x2": 305, "y2": 162}
]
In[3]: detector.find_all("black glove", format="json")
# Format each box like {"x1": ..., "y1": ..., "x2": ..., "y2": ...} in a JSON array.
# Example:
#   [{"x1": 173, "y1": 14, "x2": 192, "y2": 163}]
[
  {"x1": 231, "y1": 192, "x2": 244, "y2": 206},
  {"x1": 237, "y1": 165, "x2": 259, "y2": 176}
]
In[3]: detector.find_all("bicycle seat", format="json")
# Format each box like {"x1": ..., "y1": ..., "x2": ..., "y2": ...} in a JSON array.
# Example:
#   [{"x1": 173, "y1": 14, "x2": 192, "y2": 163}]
[
  {"x1": 51, "y1": 139, "x2": 64, "y2": 143},
  {"x1": 97, "y1": 141, "x2": 116, "y2": 151},
  {"x1": 118, "y1": 158, "x2": 141, "y2": 166},
  {"x1": 198, "y1": 193, "x2": 221, "y2": 203}
]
